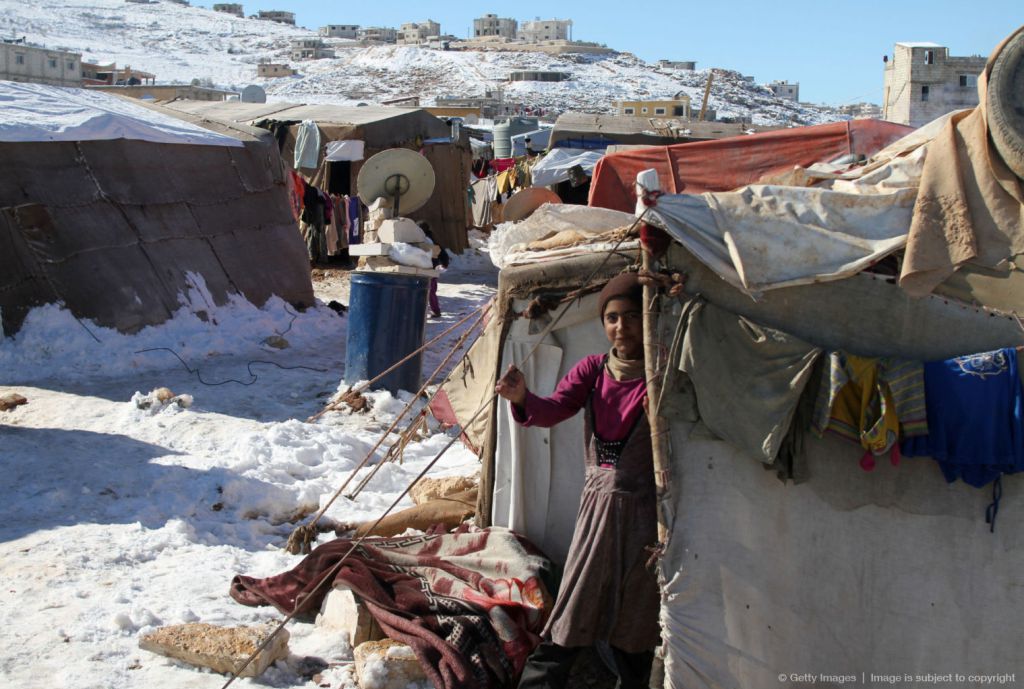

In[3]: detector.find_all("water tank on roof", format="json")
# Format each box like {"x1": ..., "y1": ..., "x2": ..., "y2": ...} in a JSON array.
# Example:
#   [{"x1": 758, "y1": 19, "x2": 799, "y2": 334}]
[
  {"x1": 493, "y1": 117, "x2": 539, "y2": 158},
  {"x1": 240, "y1": 85, "x2": 267, "y2": 103}
]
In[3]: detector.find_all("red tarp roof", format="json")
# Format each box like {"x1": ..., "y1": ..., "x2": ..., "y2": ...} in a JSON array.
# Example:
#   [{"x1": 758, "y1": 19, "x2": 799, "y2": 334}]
[{"x1": 588, "y1": 119, "x2": 914, "y2": 213}]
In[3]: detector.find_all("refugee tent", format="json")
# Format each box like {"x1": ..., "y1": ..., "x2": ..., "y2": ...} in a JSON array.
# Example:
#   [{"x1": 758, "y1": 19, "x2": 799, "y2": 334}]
[
  {"x1": 0, "y1": 81, "x2": 313, "y2": 336},
  {"x1": 548, "y1": 113, "x2": 779, "y2": 151},
  {"x1": 159, "y1": 100, "x2": 472, "y2": 253},
  {"x1": 432, "y1": 29, "x2": 1024, "y2": 688},
  {"x1": 530, "y1": 149, "x2": 604, "y2": 188},
  {"x1": 588, "y1": 118, "x2": 914, "y2": 213}
]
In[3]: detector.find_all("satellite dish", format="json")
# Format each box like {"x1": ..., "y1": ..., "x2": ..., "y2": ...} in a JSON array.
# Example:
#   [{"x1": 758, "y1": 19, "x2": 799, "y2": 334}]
[
  {"x1": 503, "y1": 186, "x2": 562, "y2": 222},
  {"x1": 356, "y1": 148, "x2": 435, "y2": 216}
]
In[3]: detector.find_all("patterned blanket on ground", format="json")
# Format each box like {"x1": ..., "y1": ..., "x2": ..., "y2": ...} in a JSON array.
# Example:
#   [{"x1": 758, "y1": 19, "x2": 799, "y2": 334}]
[{"x1": 230, "y1": 526, "x2": 553, "y2": 689}]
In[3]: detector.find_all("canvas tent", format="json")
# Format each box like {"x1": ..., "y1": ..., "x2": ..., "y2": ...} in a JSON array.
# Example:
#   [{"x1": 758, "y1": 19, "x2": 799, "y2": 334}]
[
  {"x1": 0, "y1": 81, "x2": 313, "y2": 336},
  {"x1": 159, "y1": 101, "x2": 473, "y2": 253},
  {"x1": 548, "y1": 113, "x2": 779, "y2": 152},
  {"x1": 431, "y1": 38, "x2": 1024, "y2": 687}
]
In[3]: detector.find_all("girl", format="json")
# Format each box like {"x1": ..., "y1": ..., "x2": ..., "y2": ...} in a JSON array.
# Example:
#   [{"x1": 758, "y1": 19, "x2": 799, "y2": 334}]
[{"x1": 496, "y1": 272, "x2": 660, "y2": 689}]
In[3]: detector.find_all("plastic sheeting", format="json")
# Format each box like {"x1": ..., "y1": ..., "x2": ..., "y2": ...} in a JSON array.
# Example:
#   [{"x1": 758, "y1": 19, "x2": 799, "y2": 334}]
[
  {"x1": 324, "y1": 138, "x2": 365, "y2": 161},
  {"x1": 643, "y1": 124, "x2": 934, "y2": 295},
  {"x1": 530, "y1": 148, "x2": 604, "y2": 188},
  {"x1": 648, "y1": 185, "x2": 915, "y2": 294},
  {"x1": 0, "y1": 81, "x2": 243, "y2": 147},
  {"x1": 512, "y1": 128, "x2": 551, "y2": 157},
  {"x1": 589, "y1": 120, "x2": 913, "y2": 213},
  {"x1": 487, "y1": 204, "x2": 634, "y2": 269}
]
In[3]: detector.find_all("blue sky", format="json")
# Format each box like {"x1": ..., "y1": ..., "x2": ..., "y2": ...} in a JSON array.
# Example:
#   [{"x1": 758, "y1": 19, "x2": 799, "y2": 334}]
[{"x1": 197, "y1": 1, "x2": 1022, "y2": 105}]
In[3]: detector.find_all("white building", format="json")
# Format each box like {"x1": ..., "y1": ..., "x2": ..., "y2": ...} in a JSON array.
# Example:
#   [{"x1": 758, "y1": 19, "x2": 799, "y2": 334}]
[
  {"x1": 767, "y1": 80, "x2": 799, "y2": 102},
  {"x1": 520, "y1": 18, "x2": 572, "y2": 43},
  {"x1": 320, "y1": 24, "x2": 359, "y2": 39}
]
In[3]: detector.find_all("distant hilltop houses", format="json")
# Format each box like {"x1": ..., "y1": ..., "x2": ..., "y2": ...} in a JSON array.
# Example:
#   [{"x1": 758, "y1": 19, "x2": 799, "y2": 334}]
[{"x1": 309, "y1": 14, "x2": 592, "y2": 51}]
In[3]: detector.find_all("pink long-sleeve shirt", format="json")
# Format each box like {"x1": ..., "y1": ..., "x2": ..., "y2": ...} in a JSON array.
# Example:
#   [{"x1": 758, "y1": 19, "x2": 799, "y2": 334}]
[{"x1": 510, "y1": 354, "x2": 647, "y2": 441}]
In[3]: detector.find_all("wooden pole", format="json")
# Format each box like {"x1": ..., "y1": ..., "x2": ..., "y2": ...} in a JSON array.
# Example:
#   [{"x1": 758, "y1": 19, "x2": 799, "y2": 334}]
[
  {"x1": 635, "y1": 168, "x2": 672, "y2": 546},
  {"x1": 699, "y1": 70, "x2": 714, "y2": 122},
  {"x1": 642, "y1": 248, "x2": 672, "y2": 545}
]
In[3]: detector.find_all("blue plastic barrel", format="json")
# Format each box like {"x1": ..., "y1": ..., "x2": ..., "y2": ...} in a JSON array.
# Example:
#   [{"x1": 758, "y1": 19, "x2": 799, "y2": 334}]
[{"x1": 345, "y1": 271, "x2": 429, "y2": 394}]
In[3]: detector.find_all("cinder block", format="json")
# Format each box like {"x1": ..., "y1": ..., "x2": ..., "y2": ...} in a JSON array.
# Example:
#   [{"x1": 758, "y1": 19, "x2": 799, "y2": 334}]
[
  {"x1": 138, "y1": 622, "x2": 288, "y2": 677},
  {"x1": 353, "y1": 638, "x2": 427, "y2": 689},
  {"x1": 316, "y1": 585, "x2": 384, "y2": 647}
]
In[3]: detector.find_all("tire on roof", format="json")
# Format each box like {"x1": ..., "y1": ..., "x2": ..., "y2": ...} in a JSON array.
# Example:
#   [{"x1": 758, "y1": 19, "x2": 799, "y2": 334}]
[{"x1": 988, "y1": 28, "x2": 1024, "y2": 179}]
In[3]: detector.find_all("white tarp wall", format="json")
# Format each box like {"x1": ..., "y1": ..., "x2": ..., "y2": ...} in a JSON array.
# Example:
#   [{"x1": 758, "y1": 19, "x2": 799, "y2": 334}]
[
  {"x1": 530, "y1": 148, "x2": 604, "y2": 188},
  {"x1": 663, "y1": 423, "x2": 1022, "y2": 689},
  {"x1": 492, "y1": 293, "x2": 607, "y2": 563}
]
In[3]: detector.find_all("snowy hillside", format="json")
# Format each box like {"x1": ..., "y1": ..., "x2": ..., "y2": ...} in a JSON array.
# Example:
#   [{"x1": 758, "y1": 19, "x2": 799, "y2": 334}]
[{"x1": 0, "y1": 0, "x2": 846, "y2": 126}]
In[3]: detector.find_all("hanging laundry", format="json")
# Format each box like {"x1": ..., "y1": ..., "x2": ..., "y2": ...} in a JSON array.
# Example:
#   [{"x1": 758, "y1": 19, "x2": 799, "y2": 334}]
[
  {"x1": 490, "y1": 157, "x2": 516, "y2": 173},
  {"x1": 347, "y1": 195, "x2": 361, "y2": 245},
  {"x1": 287, "y1": 169, "x2": 304, "y2": 221},
  {"x1": 813, "y1": 353, "x2": 927, "y2": 470},
  {"x1": 329, "y1": 194, "x2": 348, "y2": 252},
  {"x1": 301, "y1": 184, "x2": 327, "y2": 263},
  {"x1": 901, "y1": 347, "x2": 1024, "y2": 488},
  {"x1": 470, "y1": 176, "x2": 497, "y2": 227},
  {"x1": 678, "y1": 299, "x2": 821, "y2": 466},
  {"x1": 293, "y1": 120, "x2": 320, "y2": 170},
  {"x1": 496, "y1": 169, "x2": 513, "y2": 196}
]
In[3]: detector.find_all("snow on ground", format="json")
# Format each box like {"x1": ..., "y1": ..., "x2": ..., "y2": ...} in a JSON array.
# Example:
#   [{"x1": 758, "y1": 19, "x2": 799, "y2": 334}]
[
  {"x1": 0, "y1": 0, "x2": 847, "y2": 126},
  {"x1": 0, "y1": 245, "x2": 497, "y2": 688}
]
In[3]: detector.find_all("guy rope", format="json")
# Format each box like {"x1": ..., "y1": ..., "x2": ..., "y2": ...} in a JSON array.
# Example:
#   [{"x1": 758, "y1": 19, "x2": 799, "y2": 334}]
[
  {"x1": 285, "y1": 302, "x2": 491, "y2": 554},
  {"x1": 222, "y1": 199, "x2": 659, "y2": 688}
]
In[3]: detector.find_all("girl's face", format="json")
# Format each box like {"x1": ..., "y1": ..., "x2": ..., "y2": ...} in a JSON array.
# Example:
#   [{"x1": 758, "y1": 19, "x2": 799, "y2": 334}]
[{"x1": 602, "y1": 297, "x2": 643, "y2": 360}]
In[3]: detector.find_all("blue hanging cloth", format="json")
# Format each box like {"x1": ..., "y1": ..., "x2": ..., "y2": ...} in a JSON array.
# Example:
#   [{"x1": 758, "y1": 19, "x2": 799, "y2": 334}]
[{"x1": 901, "y1": 347, "x2": 1024, "y2": 488}]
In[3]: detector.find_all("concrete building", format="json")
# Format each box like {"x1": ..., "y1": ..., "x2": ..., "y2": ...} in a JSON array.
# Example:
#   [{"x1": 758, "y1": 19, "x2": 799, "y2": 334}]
[
  {"x1": 436, "y1": 91, "x2": 517, "y2": 120},
  {"x1": 381, "y1": 95, "x2": 420, "y2": 107},
  {"x1": 85, "y1": 84, "x2": 235, "y2": 101},
  {"x1": 616, "y1": 97, "x2": 692, "y2": 119},
  {"x1": 658, "y1": 60, "x2": 697, "y2": 70},
  {"x1": 257, "y1": 62, "x2": 295, "y2": 78},
  {"x1": 397, "y1": 20, "x2": 441, "y2": 45},
  {"x1": 520, "y1": 18, "x2": 572, "y2": 43},
  {"x1": 473, "y1": 14, "x2": 517, "y2": 39},
  {"x1": 320, "y1": 24, "x2": 359, "y2": 39},
  {"x1": 81, "y1": 62, "x2": 156, "y2": 86},
  {"x1": 358, "y1": 27, "x2": 398, "y2": 44},
  {"x1": 212, "y1": 3, "x2": 243, "y2": 17},
  {"x1": 883, "y1": 41, "x2": 987, "y2": 128},
  {"x1": 290, "y1": 38, "x2": 335, "y2": 61},
  {"x1": 256, "y1": 10, "x2": 295, "y2": 25},
  {"x1": 0, "y1": 40, "x2": 81, "y2": 87},
  {"x1": 767, "y1": 80, "x2": 799, "y2": 102},
  {"x1": 837, "y1": 102, "x2": 883, "y2": 119},
  {"x1": 508, "y1": 70, "x2": 570, "y2": 82}
]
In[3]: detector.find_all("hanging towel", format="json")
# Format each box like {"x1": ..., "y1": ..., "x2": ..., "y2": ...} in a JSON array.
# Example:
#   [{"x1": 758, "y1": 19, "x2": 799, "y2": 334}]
[{"x1": 293, "y1": 120, "x2": 320, "y2": 170}]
